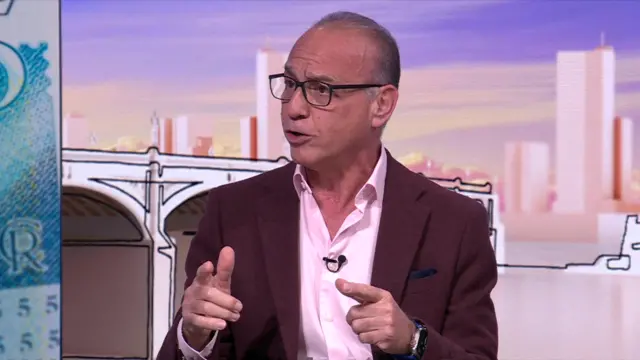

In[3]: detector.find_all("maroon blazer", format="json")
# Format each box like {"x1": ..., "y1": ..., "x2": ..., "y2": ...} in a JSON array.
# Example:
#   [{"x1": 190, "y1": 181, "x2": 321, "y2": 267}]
[{"x1": 157, "y1": 153, "x2": 498, "y2": 360}]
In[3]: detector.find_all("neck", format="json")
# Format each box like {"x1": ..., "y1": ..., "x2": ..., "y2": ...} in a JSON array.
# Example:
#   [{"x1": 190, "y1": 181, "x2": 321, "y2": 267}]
[{"x1": 304, "y1": 143, "x2": 382, "y2": 208}]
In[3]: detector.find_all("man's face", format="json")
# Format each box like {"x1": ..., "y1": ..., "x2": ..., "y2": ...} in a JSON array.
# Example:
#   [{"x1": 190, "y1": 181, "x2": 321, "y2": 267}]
[{"x1": 281, "y1": 27, "x2": 384, "y2": 169}]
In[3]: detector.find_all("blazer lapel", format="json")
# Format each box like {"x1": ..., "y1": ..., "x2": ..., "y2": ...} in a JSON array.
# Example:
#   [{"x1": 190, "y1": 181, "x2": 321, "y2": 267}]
[
  {"x1": 257, "y1": 164, "x2": 300, "y2": 360},
  {"x1": 371, "y1": 155, "x2": 432, "y2": 302}
]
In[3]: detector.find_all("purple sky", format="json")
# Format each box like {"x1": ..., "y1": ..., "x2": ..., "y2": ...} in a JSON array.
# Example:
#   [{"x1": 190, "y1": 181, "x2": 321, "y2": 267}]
[
  {"x1": 61, "y1": 0, "x2": 640, "y2": 86},
  {"x1": 60, "y1": 0, "x2": 640, "y2": 173}
]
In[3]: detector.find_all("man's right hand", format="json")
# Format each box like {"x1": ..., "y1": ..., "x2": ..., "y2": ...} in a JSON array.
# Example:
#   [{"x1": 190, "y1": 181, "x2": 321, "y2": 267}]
[{"x1": 181, "y1": 246, "x2": 242, "y2": 349}]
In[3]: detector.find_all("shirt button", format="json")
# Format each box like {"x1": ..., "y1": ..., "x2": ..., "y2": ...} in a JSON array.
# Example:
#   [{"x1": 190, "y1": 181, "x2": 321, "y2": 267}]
[{"x1": 321, "y1": 308, "x2": 333, "y2": 322}]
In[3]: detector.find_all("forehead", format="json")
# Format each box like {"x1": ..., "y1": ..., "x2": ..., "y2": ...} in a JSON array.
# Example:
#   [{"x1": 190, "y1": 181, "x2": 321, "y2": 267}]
[{"x1": 285, "y1": 26, "x2": 376, "y2": 82}]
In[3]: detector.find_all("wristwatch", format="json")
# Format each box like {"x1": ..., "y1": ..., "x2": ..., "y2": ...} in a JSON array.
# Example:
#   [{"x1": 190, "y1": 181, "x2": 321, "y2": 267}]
[{"x1": 395, "y1": 320, "x2": 429, "y2": 360}]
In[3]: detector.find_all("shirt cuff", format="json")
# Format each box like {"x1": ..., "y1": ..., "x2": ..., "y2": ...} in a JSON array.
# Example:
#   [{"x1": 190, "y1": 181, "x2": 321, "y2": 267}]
[{"x1": 176, "y1": 318, "x2": 218, "y2": 360}]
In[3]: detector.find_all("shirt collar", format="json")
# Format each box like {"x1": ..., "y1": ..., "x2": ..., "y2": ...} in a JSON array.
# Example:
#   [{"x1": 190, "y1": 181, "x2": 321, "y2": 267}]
[{"x1": 292, "y1": 147, "x2": 388, "y2": 207}]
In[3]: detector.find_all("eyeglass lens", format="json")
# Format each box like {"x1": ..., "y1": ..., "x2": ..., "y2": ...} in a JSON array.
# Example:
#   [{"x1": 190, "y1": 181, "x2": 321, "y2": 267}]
[{"x1": 271, "y1": 76, "x2": 332, "y2": 106}]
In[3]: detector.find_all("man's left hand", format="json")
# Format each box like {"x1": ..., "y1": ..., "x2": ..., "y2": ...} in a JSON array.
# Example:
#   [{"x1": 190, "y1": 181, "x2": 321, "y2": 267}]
[{"x1": 336, "y1": 278, "x2": 416, "y2": 355}]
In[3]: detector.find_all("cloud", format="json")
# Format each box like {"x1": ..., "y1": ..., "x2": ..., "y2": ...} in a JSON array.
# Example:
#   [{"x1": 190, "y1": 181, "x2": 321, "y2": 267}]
[
  {"x1": 190, "y1": 0, "x2": 502, "y2": 31},
  {"x1": 175, "y1": 87, "x2": 256, "y2": 107},
  {"x1": 63, "y1": 53, "x2": 640, "y2": 152},
  {"x1": 63, "y1": 0, "x2": 496, "y2": 39},
  {"x1": 62, "y1": 0, "x2": 502, "y2": 65},
  {"x1": 62, "y1": 80, "x2": 255, "y2": 148},
  {"x1": 63, "y1": 81, "x2": 255, "y2": 117},
  {"x1": 381, "y1": 54, "x2": 640, "y2": 141},
  {"x1": 617, "y1": 53, "x2": 640, "y2": 82}
]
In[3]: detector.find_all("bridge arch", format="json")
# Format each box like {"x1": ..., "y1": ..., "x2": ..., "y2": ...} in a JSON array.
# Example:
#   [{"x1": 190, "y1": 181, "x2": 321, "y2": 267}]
[
  {"x1": 62, "y1": 185, "x2": 150, "y2": 359},
  {"x1": 62, "y1": 185, "x2": 145, "y2": 242},
  {"x1": 162, "y1": 177, "x2": 225, "y2": 217},
  {"x1": 63, "y1": 177, "x2": 146, "y2": 229}
]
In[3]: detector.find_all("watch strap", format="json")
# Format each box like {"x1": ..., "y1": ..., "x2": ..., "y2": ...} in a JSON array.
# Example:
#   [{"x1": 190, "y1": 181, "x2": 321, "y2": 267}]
[{"x1": 393, "y1": 320, "x2": 428, "y2": 360}]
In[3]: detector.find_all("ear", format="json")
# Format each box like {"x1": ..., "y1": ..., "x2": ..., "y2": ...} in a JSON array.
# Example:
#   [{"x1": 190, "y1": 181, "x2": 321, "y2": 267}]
[{"x1": 370, "y1": 85, "x2": 399, "y2": 129}]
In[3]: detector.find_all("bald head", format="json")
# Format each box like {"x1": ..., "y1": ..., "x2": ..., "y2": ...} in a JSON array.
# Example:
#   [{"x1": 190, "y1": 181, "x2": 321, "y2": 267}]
[
  {"x1": 309, "y1": 11, "x2": 401, "y2": 89},
  {"x1": 279, "y1": 12, "x2": 400, "y2": 171}
]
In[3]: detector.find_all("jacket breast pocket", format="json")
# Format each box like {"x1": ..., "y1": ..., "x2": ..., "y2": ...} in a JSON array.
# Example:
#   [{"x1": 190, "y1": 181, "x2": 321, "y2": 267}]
[
  {"x1": 402, "y1": 272, "x2": 449, "y2": 329},
  {"x1": 404, "y1": 272, "x2": 441, "y2": 295}
]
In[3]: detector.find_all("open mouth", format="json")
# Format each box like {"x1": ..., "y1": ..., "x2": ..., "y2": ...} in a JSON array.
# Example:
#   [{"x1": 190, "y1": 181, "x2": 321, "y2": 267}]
[{"x1": 285, "y1": 130, "x2": 311, "y2": 144}]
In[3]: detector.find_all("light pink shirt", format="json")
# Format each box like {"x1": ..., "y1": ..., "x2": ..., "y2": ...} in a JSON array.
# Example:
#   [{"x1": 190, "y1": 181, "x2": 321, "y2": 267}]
[{"x1": 178, "y1": 149, "x2": 388, "y2": 360}]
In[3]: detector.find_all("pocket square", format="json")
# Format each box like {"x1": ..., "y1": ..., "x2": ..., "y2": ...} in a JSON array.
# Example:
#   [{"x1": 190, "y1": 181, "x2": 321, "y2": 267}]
[{"x1": 409, "y1": 268, "x2": 438, "y2": 280}]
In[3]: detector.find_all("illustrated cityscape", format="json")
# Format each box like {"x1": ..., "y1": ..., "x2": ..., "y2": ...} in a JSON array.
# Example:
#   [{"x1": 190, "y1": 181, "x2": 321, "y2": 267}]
[
  {"x1": 63, "y1": 41, "x2": 637, "y2": 245},
  {"x1": 57, "y1": 2, "x2": 640, "y2": 359}
]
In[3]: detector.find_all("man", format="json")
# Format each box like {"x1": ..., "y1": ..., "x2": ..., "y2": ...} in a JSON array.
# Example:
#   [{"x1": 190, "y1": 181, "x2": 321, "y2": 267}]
[{"x1": 157, "y1": 11, "x2": 498, "y2": 360}]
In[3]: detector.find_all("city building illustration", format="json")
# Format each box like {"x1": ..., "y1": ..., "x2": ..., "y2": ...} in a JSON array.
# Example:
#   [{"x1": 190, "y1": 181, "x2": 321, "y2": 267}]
[
  {"x1": 60, "y1": 42, "x2": 639, "y2": 359},
  {"x1": 51, "y1": 0, "x2": 640, "y2": 358}
]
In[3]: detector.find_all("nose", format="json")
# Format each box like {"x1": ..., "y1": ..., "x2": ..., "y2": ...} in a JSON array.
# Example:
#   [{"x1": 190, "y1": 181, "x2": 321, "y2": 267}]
[{"x1": 285, "y1": 86, "x2": 310, "y2": 121}]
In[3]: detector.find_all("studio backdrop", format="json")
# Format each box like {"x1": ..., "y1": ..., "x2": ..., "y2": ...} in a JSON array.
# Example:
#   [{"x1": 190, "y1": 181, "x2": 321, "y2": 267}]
[
  {"x1": 0, "y1": 0, "x2": 62, "y2": 359},
  {"x1": 43, "y1": 1, "x2": 640, "y2": 360}
]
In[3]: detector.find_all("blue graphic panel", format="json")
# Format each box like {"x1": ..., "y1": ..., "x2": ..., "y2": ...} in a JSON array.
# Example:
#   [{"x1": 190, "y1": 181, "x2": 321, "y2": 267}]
[
  {"x1": 0, "y1": 1, "x2": 62, "y2": 359},
  {"x1": 0, "y1": 41, "x2": 60, "y2": 288}
]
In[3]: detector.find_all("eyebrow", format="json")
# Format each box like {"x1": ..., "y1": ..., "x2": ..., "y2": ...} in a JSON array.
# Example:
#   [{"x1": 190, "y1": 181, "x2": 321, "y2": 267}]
[{"x1": 283, "y1": 64, "x2": 338, "y2": 83}]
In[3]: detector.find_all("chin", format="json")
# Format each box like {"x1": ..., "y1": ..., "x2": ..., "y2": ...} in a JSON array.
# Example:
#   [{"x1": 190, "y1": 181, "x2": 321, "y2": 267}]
[{"x1": 290, "y1": 147, "x2": 321, "y2": 168}]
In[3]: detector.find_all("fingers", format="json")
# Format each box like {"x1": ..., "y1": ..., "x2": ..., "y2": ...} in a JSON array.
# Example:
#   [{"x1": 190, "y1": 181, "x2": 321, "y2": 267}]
[
  {"x1": 186, "y1": 284, "x2": 243, "y2": 314},
  {"x1": 356, "y1": 330, "x2": 384, "y2": 345},
  {"x1": 182, "y1": 286, "x2": 243, "y2": 332},
  {"x1": 349, "y1": 315, "x2": 396, "y2": 347},
  {"x1": 189, "y1": 298, "x2": 241, "y2": 322},
  {"x1": 198, "y1": 286, "x2": 243, "y2": 312},
  {"x1": 183, "y1": 248, "x2": 242, "y2": 335},
  {"x1": 345, "y1": 302, "x2": 388, "y2": 325},
  {"x1": 350, "y1": 316, "x2": 389, "y2": 334},
  {"x1": 193, "y1": 261, "x2": 215, "y2": 286},
  {"x1": 336, "y1": 279, "x2": 386, "y2": 304},
  {"x1": 183, "y1": 312, "x2": 228, "y2": 331},
  {"x1": 214, "y1": 246, "x2": 235, "y2": 292},
  {"x1": 346, "y1": 304, "x2": 366, "y2": 325}
]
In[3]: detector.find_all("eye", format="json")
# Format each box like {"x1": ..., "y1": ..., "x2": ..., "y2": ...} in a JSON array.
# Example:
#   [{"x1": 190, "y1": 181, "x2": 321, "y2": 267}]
[
  {"x1": 284, "y1": 78, "x2": 296, "y2": 88},
  {"x1": 307, "y1": 81, "x2": 330, "y2": 95}
]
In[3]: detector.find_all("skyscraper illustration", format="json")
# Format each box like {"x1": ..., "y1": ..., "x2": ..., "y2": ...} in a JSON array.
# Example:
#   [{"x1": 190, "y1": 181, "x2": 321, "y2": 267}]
[
  {"x1": 240, "y1": 115, "x2": 258, "y2": 159},
  {"x1": 157, "y1": 116, "x2": 191, "y2": 155},
  {"x1": 554, "y1": 44, "x2": 615, "y2": 214},
  {"x1": 173, "y1": 116, "x2": 191, "y2": 155},
  {"x1": 192, "y1": 136, "x2": 214, "y2": 157},
  {"x1": 256, "y1": 48, "x2": 287, "y2": 159},
  {"x1": 62, "y1": 113, "x2": 91, "y2": 149},
  {"x1": 613, "y1": 116, "x2": 634, "y2": 201},
  {"x1": 150, "y1": 113, "x2": 160, "y2": 148},
  {"x1": 504, "y1": 141, "x2": 550, "y2": 213}
]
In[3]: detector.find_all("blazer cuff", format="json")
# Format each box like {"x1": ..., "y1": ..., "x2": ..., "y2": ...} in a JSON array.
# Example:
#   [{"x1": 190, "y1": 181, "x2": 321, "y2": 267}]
[{"x1": 176, "y1": 318, "x2": 218, "y2": 359}]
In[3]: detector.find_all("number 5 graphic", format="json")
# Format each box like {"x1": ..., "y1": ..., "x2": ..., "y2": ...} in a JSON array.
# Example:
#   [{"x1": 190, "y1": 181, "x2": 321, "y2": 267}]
[
  {"x1": 18, "y1": 297, "x2": 31, "y2": 317},
  {"x1": 20, "y1": 332, "x2": 33, "y2": 352},
  {"x1": 46, "y1": 294, "x2": 58, "y2": 314},
  {"x1": 49, "y1": 329, "x2": 60, "y2": 349}
]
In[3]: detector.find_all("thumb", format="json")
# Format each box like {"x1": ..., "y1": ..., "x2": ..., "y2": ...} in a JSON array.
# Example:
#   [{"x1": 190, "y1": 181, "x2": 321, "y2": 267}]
[
  {"x1": 335, "y1": 278, "x2": 351, "y2": 295},
  {"x1": 214, "y1": 246, "x2": 235, "y2": 292},
  {"x1": 194, "y1": 261, "x2": 215, "y2": 286}
]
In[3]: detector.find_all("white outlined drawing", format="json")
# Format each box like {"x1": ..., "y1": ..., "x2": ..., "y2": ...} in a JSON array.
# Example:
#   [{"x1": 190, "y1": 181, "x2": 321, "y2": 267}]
[
  {"x1": 563, "y1": 215, "x2": 640, "y2": 275},
  {"x1": 496, "y1": 214, "x2": 639, "y2": 275},
  {"x1": 60, "y1": 146, "x2": 636, "y2": 360},
  {"x1": 62, "y1": 147, "x2": 286, "y2": 359}
]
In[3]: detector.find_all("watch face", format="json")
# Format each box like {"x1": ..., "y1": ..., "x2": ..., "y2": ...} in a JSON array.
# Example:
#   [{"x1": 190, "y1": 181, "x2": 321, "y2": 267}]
[{"x1": 415, "y1": 327, "x2": 428, "y2": 357}]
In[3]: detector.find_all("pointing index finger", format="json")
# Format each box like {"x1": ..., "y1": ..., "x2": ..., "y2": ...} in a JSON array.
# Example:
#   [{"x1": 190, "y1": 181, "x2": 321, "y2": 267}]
[
  {"x1": 214, "y1": 246, "x2": 235, "y2": 292},
  {"x1": 335, "y1": 279, "x2": 385, "y2": 304}
]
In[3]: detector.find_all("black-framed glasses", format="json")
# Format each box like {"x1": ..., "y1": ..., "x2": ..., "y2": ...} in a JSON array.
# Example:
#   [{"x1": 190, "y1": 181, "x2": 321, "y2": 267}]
[{"x1": 269, "y1": 73, "x2": 385, "y2": 107}]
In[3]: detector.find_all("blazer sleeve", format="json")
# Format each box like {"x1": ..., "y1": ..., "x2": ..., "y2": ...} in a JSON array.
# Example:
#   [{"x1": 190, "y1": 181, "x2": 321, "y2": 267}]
[
  {"x1": 422, "y1": 201, "x2": 499, "y2": 360},
  {"x1": 156, "y1": 188, "x2": 236, "y2": 360}
]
